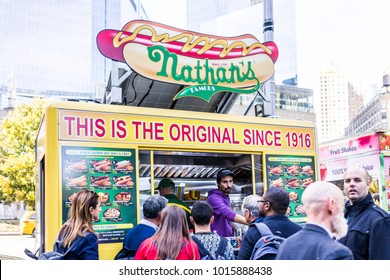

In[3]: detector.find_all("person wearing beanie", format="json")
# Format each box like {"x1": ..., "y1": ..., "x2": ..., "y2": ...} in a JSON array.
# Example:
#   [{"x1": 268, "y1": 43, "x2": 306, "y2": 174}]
[{"x1": 206, "y1": 169, "x2": 247, "y2": 237}]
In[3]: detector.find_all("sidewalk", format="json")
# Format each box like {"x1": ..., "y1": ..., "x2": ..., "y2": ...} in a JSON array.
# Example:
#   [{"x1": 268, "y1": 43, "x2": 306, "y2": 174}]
[
  {"x1": 0, "y1": 254, "x2": 24, "y2": 260},
  {"x1": 0, "y1": 231, "x2": 20, "y2": 236}
]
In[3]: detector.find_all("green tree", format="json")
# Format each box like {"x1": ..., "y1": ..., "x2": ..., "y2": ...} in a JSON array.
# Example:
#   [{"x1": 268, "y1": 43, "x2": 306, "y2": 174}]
[{"x1": 0, "y1": 98, "x2": 46, "y2": 208}]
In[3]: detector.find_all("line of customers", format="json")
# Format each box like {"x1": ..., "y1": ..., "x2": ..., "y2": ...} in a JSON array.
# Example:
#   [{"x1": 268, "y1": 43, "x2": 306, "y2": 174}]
[{"x1": 51, "y1": 166, "x2": 390, "y2": 260}]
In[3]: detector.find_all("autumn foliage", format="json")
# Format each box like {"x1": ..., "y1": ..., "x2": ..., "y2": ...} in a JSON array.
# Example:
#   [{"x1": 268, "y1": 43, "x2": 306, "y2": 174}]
[{"x1": 0, "y1": 98, "x2": 46, "y2": 208}]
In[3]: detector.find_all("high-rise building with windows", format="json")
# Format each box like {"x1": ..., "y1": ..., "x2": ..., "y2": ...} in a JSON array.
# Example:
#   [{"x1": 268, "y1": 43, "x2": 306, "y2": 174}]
[
  {"x1": 187, "y1": 0, "x2": 297, "y2": 85},
  {"x1": 185, "y1": 0, "x2": 314, "y2": 120},
  {"x1": 317, "y1": 65, "x2": 349, "y2": 143},
  {"x1": 0, "y1": 0, "x2": 147, "y2": 115},
  {"x1": 345, "y1": 74, "x2": 390, "y2": 136}
]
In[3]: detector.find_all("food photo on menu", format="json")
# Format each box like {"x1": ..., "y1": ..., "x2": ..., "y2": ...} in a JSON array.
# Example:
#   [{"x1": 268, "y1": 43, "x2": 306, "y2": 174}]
[
  {"x1": 288, "y1": 191, "x2": 299, "y2": 202},
  {"x1": 269, "y1": 177, "x2": 284, "y2": 187},
  {"x1": 113, "y1": 160, "x2": 134, "y2": 172},
  {"x1": 301, "y1": 177, "x2": 313, "y2": 187},
  {"x1": 285, "y1": 177, "x2": 300, "y2": 188},
  {"x1": 66, "y1": 174, "x2": 88, "y2": 187},
  {"x1": 114, "y1": 192, "x2": 132, "y2": 204},
  {"x1": 98, "y1": 192, "x2": 110, "y2": 205},
  {"x1": 113, "y1": 175, "x2": 134, "y2": 188},
  {"x1": 294, "y1": 204, "x2": 306, "y2": 216},
  {"x1": 90, "y1": 175, "x2": 112, "y2": 188},
  {"x1": 300, "y1": 165, "x2": 314, "y2": 175},
  {"x1": 103, "y1": 207, "x2": 122, "y2": 221},
  {"x1": 68, "y1": 192, "x2": 77, "y2": 203},
  {"x1": 284, "y1": 164, "x2": 300, "y2": 175},
  {"x1": 90, "y1": 158, "x2": 112, "y2": 172},
  {"x1": 65, "y1": 159, "x2": 88, "y2": 171},
  {"x1": 268, "y1": 165, "x2": 283, "y2": 175}
]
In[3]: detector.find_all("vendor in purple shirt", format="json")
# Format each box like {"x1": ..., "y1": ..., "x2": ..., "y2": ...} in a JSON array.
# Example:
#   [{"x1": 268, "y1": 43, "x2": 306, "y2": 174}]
[{"x1": 207, "y1": 169, "x2": 247, "y2": 237}]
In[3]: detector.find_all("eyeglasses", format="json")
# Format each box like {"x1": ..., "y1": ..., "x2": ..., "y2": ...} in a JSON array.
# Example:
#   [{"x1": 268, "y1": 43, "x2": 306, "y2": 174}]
[{"x1": 258, "y1": 200, "x2": 270, "y2": 205}]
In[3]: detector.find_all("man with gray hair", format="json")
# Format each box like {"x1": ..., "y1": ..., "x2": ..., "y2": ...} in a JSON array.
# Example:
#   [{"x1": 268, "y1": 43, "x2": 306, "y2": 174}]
[
  {"x1": 276, "y1": 182, "x2": 353, "y2": 260},
  {"x1": 236, "y1": 195, "x2": 263, "y2": 259},
  {"x1": 238, "y1": 188, "x2": 301, "y2": 259},
  {"x1": 115, "y1": 195, "x2": 168, "y2": 259}
]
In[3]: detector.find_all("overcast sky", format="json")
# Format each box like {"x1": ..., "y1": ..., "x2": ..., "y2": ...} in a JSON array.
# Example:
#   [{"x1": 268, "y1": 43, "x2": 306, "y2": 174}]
[{"x1": 141, "y1": 0, "x2": 390, "y2": 89}]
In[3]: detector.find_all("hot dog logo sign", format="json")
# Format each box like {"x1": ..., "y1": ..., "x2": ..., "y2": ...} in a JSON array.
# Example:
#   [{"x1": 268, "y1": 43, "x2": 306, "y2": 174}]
[{"x1": 97, "y1": 20, "x2": 278, "y2": 102}]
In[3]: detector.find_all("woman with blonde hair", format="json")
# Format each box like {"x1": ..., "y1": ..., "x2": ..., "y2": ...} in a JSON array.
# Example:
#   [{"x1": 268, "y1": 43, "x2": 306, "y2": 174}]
[
  {"x1": 53, "y1": 190, "x2": 101, "y2": 259},
  {"x1": 135, "y1": 205, "x2": 200, "y2": 260}
]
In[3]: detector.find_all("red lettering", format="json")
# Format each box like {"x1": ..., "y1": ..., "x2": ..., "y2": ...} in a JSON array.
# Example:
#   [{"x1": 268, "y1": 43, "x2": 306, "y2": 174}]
[
  {"x1": 181, "y1": 125, "x2": 191, "y2": 141},
  {"x1": 243, "y1": 129, "x2": 251, "y2": 145},
  {"x1": 131, "y1": 121, "x2": 142, "y2": 139},
  {"x1": 131, "y1": 121, "x2": 164, "y2": 140},
  {"x1": 197, "y1": 126, "x2": 207, "y2": 142},
  {"x1": 64, "y1": 116, "x2": 76, "y2": 136},
  {"x1": 115, "y1": 120, "x2": 127, "y2": 139},
  {"x1": 155, "y1": 123, "x2": 164, "y2": 140},
  {"x1": 265, "y1": 130, "x2": 273, "y2": 146},
  {"x1": 95, "y1": 119, "x2": 105, "y2": 137},
  {"x1": 77, "y1": 117, "x2": 89, "y2": 136},
  {"x1": 274, "y1": 131, "x2": 281, "y2": 146},
  {"x1": 169, "y1": 124, "x2": 180, "y2": 141}
]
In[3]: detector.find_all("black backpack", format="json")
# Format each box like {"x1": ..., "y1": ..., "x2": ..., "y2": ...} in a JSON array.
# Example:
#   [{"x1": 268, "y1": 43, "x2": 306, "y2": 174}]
[
  {"x1": 114, "y1": 246, "x2": 137, "y2": 260},
  {"x1": 250, "y1": 223, "x2": 285, "y2": 260},
  {"x1": 192, "y1": 235, "x2": 228, "y2": 260}
]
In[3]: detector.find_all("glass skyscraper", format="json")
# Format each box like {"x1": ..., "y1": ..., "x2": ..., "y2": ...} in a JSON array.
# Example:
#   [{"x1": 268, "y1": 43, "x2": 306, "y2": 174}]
[{"x1": 0, "y1": 0, "x2": 149, "y2": 113}]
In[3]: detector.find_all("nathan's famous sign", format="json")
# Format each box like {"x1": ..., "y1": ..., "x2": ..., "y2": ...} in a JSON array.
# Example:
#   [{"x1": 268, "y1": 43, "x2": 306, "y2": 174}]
[{"x1": 97, "y1": 20, "x2": 278, "y2": 102}]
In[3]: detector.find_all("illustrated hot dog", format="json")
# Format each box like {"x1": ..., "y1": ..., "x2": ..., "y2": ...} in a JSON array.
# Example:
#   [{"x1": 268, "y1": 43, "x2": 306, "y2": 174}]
[
  {"x1": 96, "y1": 20, "x2": 278, "y2": 88},
  {"x1": 97, "y1": 20, "x2": 278, "y2": 61}
]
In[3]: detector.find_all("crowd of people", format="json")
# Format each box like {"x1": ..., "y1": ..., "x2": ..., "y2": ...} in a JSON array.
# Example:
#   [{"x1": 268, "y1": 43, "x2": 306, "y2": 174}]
[{"x1": 49, "y1": 166, "x2": 390, "y2": 260}]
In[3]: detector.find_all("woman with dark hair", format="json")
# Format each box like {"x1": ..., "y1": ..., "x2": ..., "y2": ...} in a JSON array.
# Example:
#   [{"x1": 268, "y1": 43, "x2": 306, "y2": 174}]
[
  {"x1": 134, "y1": 205, "x2": 200, "y2": 260},
  {"x1": 53, "y1": 190, "x2": 101, "y2": 260}
]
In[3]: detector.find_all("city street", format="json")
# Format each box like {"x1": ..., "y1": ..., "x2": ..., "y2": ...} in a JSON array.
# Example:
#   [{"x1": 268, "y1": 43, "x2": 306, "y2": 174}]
[{"x1": 0, "y1": 233, "x2": 37, "y2": 260}]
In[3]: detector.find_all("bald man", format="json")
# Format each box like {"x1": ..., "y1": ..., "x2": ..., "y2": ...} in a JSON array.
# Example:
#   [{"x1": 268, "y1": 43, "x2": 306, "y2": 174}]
[
  {"x1": 276, "y1": 182, "x2": 353, "y2": 260},
  {"x1": 339, "y1": 166, "x2": 390, "y2": 260}
]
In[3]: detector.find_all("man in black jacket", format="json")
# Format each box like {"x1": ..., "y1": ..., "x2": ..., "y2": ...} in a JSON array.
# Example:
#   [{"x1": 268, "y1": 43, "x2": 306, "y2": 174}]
[
  {"x1": 237, "y1": 187, "x2": 301, "y2": 260},
  {"x1": 340, "y1": 166, "x2": 390, "y2": 260}
]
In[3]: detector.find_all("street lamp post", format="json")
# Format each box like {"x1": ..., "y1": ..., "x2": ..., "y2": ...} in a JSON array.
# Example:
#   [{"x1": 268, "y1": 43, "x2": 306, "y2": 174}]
[{"x1": 262, "y1": 0, "x2": 276, "y2": 117}]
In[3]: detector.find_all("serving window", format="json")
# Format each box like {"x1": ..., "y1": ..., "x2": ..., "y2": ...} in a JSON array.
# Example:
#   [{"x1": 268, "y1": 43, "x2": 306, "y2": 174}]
[{"x1": 138, "y1": 149, "x2": 264, "y2": 214}]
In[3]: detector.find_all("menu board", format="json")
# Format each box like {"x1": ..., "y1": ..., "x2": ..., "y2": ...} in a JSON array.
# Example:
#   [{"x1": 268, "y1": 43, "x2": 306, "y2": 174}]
[
  {"x1": 265, "y1": 155, "x2": 316, "y2": 222},
  {"x1": 61, "y1": 146, "x2": 137, "y2": 244}
]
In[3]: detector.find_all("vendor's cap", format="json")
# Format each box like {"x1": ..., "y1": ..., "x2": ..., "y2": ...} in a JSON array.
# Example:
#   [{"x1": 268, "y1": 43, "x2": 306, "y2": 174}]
[
  {"x1": 216, "y1": 169, "x2": 235, "y2": 180},
  {"x1": 157, "y1": 178, "x2": 175, "y2": 189}
]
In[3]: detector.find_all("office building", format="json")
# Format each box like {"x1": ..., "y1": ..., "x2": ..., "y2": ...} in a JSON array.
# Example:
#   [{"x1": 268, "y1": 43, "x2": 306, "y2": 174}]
[
  {"x1": 345, "y1": 74, "x2": 390, "y2": 136},
  {"x1": 187, "y1": 0, "x2": 297, "y2": 85},
  {"x1": 317, "y1": 65, "x2": 349, "y2": 143},
  {"x1": 0, "y1": 0, "x2": 147, "y2": 115}
]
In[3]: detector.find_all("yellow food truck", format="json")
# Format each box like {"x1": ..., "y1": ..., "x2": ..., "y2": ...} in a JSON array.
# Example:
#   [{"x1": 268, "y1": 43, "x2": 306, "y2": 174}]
[{"x1": 35, "y1": 100, "x2": 317, "y2": 259}]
